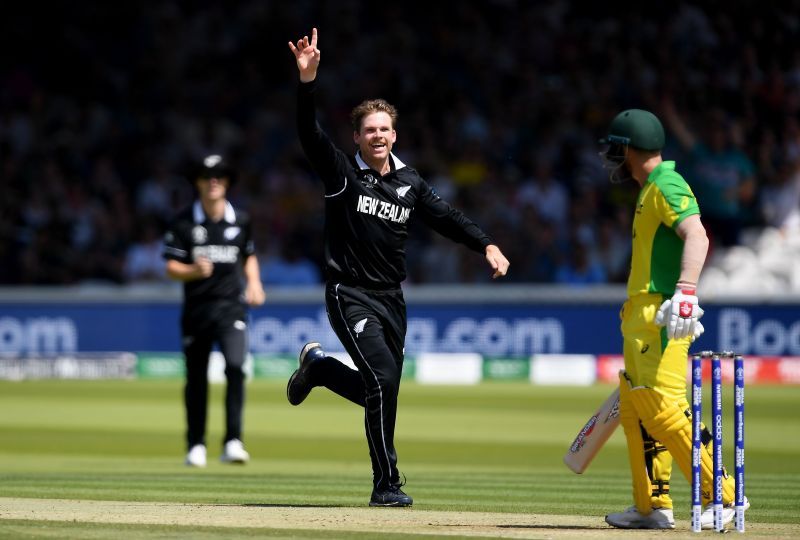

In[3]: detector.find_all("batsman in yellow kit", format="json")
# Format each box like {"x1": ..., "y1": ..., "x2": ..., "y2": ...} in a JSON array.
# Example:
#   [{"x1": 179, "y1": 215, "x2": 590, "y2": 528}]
[{"x1": 599, "y1": 109, "x2": 748, "y2": 529}]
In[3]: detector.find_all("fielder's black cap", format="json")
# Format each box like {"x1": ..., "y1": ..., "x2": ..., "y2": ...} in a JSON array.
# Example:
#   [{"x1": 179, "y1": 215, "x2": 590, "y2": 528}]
[
  {"x1": 192, "y1": 154, "x2": 237, "y2": 184},
  {"x1": 600, "y1": 109, "x2": 665, "y2": 151}
]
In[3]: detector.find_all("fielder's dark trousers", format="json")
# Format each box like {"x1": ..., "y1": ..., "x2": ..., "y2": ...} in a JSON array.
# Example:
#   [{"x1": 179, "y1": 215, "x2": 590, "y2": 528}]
[
  {"x1": 183, "y1": 317, "x2": 247, "y2": 450},
  {"x1": 317, "y1": 282, "x2": 407, "y2": 490}
]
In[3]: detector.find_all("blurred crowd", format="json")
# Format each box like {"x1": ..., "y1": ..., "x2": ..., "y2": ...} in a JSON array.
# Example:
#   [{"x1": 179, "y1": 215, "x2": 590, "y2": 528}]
[{"x1": 2, "y1": 1, "x2": 799, "y2": 286}]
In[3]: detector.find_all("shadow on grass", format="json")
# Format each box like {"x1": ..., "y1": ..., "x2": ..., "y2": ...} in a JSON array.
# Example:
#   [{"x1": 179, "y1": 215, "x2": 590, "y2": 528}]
[
  {"x1": 240, "y1": 503, "x2": 348, "y2": 508},
  {"x1": 498, "y1": 524, "x2": 607, "y2": 530}
]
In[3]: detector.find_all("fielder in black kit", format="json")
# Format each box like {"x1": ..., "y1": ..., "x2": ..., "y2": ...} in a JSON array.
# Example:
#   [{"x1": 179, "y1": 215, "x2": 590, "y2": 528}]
[
  {"x1": 286, "y1": 28, "x2": 510, "y2": 507},
  {"x1": 163, "y1": 155, "x2": 266, "y2": 468}
]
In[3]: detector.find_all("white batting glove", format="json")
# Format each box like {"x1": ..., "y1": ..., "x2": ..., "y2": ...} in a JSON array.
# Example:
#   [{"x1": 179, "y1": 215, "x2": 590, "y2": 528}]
[
  {"x1": 655, "y1": 305, "x2": 704, "y2": 341},
  {"x1": 654, "y1": 288, "x2": 702, "y2": 340},
  {"x1": 692, "y1": 320, "x2": 705, "y2": 342}
]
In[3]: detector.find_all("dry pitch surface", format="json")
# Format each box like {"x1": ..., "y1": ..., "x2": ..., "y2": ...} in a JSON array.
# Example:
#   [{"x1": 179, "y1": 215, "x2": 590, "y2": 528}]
[{"x1": 1, "y1": 498, "x2": 798, "y2": 539}]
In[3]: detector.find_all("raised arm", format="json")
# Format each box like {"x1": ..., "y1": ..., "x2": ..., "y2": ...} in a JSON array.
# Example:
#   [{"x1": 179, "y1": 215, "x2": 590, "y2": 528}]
[
  {"x1": 660, "y1": 97, "x2": 697, "y2": 151},
  {"x1": 288, "y1": 28, "x2": 347, "y2": 194},
  {"x1": 288, "y1": 27, "x2": 320, "y2": 83}
]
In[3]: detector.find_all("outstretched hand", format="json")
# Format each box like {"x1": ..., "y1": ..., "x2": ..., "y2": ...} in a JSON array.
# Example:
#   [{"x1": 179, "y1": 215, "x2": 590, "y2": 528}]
[
  {"x1": 485, "y1": 244, "x2": 510, "y2": 279},
  {"x1": 288, "y1": 27, "x2": 321, "y2": 83}
]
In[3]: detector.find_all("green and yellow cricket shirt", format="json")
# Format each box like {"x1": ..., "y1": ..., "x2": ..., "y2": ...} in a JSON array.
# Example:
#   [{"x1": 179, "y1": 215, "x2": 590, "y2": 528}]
[{"x1": 627, "y1": 161, "x2": 700, "y2": 298}]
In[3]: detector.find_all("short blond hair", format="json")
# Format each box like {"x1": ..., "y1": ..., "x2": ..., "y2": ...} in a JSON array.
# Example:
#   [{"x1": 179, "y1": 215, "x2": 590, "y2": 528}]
[{"x1": 350, "y1": 99, "x2": 398, "y2": 132}]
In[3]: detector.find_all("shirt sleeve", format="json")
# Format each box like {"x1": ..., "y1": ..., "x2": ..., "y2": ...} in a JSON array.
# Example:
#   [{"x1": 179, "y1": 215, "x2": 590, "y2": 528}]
[
  {"x1": 415, "y1": 178, "x2": 492, "y2": 254},
  {"x1": 162, "y1": 221, "x2": 191, "y2": 262},
  {"x1": 297, "y1": 80, "x2": 349, "y2": 196},
  {"x1": 655, "y1": 173, "x2": 700, "y2": 229},
  {"x1": 243, "y1": 217, "x2": 255, "y2": 258}
]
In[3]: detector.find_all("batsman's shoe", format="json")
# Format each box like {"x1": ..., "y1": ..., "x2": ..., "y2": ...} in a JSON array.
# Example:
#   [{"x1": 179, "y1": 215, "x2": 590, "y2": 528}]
[
  {"x1": 605, "y1": 506, "x2": 674, "y2": 529},
  {"x1": 700, "y1": 496, "x2": 750, "y2": 530},
  {"x1": 287, "y1": 342, "x2": 325, "y2": 406},
  {"x1": 369, "y1": 485, "x2": 413, "y2": 507},
  {"x1": 185, "y1": 444, "x2": 207, "y2": 468},
  {"x1": 220, "y1": 439, "x2": 250, "y2": 464}
]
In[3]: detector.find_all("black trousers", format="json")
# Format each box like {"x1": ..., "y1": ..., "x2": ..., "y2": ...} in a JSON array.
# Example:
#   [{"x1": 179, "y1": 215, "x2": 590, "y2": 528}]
[
  {"x1": 182, "y1": 314, "x2": 247, "y2": 450},
  {"x1": 319, "y1": 282, "x2": 407, "y2": 490}
]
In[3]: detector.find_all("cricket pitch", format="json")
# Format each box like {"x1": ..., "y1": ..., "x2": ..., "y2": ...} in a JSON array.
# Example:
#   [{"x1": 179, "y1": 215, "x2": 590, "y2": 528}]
[{"x1": 1, "y1": 497, "x2": 796, "y2": 539}]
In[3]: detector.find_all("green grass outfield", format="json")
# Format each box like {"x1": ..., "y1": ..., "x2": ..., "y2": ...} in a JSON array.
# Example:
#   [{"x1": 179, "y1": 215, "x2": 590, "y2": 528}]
[{"x1": 0, "y1": 379, "x2": 798, "y2": 538}]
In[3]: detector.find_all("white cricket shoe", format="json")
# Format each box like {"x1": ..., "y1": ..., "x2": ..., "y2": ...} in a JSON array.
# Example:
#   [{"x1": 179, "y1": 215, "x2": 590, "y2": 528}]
[
  {"x1": 605, "y1": 506, "x2": 675, "y2": 529},
  {"x1": 185, "y1": 444, "x2": 207, "y2": 467},
  {"x1": 700, "y1": 496, "x2": 750, "y2": 530},
  {"x1": 220, "y1": 439, "x2": 250, "y2": 464}
]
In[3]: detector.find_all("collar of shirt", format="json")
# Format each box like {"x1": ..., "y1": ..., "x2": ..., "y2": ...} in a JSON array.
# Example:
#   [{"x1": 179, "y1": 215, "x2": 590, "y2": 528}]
[
  {"x1": 193, "y1": 200, "x2": 236, "y2": 224},
  {"x1": 355, "y1": 151, "x2": 407, "y2": 174},
  {"x1": 646, "y1": 160, "x2": 676, "y2": 184}
]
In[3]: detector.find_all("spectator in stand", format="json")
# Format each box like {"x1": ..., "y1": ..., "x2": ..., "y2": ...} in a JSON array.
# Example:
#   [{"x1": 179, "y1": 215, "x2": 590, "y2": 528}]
[
  {"x1": 661, "y1": 101, "x2": 756, "y2": 247},
  {"x1": 259, "y1": 236, "x2": 321, "y2": 286},
  {"x1": 1, "y1": 2, "x2": 799, "y2": 288},
  {"x1": 760, "y1": 159, "x2": 800, "y2": 234},
  {"x1": 554, "y1": 236, "x2": 607, "y2": 286},
  {"x1": 124, "y1": 219, "x2": 168, "y2": 282},
  {"x1": 517, "y1": 154, "x2": 569, "y2": 228},
  {"x1": 136, "y1": 160, "x2": 189, "y2": 216}
]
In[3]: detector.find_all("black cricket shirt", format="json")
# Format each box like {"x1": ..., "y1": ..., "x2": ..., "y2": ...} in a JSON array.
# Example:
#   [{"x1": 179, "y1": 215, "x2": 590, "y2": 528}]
[
  {"x1": 163, "y1": 201, "x2": 255, "y2": 324},
  {"x1": 297, "y1": 80, "x2": 492, "y2": 288}
]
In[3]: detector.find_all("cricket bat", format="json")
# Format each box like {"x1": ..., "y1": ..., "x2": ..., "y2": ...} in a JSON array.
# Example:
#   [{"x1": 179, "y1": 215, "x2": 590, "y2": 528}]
[{"x1": 563, "y1": 386, "x2": 620, "y2": 474}]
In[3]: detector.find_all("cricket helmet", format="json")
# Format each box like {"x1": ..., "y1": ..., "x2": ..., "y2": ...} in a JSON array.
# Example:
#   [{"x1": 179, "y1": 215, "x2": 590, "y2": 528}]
[
  {"x1": 192, "y1": 154, "x2": 237, "y2": 185},
  {"x1": 601, "y1": 109, "x2": 665, "y2": 151},
  {"x1": 599, "y1": 109, "x2": 665, "y2": 183}
]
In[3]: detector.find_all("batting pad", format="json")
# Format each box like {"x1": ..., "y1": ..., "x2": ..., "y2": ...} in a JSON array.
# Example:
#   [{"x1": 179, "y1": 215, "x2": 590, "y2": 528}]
[
  {"x1": 629, "y1": 386, "x2": 735, "y2": 506},
  {"x1": 619, "y1": 371, "x2": 654, "y2": 515},
  {"x1": 643, "y1": 431, "x2": 673, "y2": 510}
]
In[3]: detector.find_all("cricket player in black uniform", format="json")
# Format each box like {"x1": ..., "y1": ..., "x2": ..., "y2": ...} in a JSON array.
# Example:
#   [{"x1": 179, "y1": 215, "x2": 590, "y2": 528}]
[
  {"x1": 286, "y1": 29, "x2": 510, "y2": 507},
  {"x1": 163, "y1": 155, "x2": 266, "y2": 468}
]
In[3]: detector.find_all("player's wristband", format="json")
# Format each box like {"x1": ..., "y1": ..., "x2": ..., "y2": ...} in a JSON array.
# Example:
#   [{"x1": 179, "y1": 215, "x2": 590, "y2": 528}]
[{"x1": 676, "y1": 280, "x2": 696, "y2": 293}]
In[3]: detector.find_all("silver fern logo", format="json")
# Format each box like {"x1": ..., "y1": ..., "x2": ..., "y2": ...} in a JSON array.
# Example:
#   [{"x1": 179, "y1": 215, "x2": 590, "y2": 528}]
[
  {"x1": 396, "y1": 185, "x2": 411, "y2": 198},
  {"x1": 353, "y1": 318, "x2": 368, "y2": 337},
  {"x1": 204, "y1": 155, "x2": 223, "y2": 168},
  {"x1": 192, "y1": 226, "x2": 207, "y2": 244}
]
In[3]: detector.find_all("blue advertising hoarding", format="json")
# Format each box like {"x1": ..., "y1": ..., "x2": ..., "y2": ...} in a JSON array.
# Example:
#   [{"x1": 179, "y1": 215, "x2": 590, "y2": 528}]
[{"x1": 1, "y1": 300, "x2": 798, "y2": 357}]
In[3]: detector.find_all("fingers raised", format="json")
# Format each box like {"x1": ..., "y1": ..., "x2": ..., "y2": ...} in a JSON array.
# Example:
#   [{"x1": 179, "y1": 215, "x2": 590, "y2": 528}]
[{"x1": 289, "y1": 29, "x2": 319, "y2": 56}]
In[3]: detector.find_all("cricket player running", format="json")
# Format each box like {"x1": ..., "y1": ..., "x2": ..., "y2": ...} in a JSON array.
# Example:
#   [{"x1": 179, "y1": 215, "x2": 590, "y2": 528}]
[
  {"x1": 286, "y1": 28, "x2": 510, "y2": 507},
  {"x1": 600, "y1": 110, "x2": 748, "y2": 529},
  {"x1": 164, "y1": 155, "x2": 266, "y2": 468}
]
